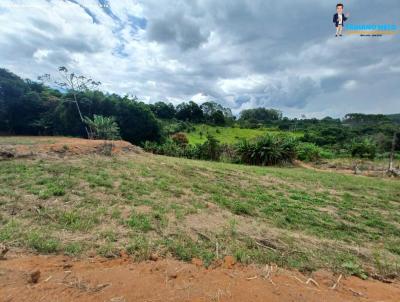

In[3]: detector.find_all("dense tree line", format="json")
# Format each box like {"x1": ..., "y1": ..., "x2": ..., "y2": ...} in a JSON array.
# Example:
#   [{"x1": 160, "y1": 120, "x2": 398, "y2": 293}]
[
  {"x1": 238, "y1": 108, "x2": 283, "y2": 128},
  {"x1": 0, "y1": 68, "x2": 236, "y2": 143},
  {"x1": 300, "y1": 116, "x2": 399, "y2": 154},
  {"x1": 0, "y1": 68, "x2": 161, "y2": 144},
  {"x1": 149, "y1": 100, "x2": 235, "y2": 125},
  {"x1": 236, "y1": 107, "x2": 399, "y2": 154},
  {"x1": 0, "y1": 68, "x2": 398, "y2": 156}
]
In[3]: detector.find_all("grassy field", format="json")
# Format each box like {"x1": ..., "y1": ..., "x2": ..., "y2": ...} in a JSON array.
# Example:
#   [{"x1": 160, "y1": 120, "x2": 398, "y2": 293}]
[
  {"x1": 184, "y1": 124, "x2": 303, "y2": 145},
  {"x1": 1, "y1": 139, "x2": 400, "y2": 278}
]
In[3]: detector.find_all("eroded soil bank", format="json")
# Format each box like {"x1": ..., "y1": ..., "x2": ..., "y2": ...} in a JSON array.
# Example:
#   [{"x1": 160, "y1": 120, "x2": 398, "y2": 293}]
[{"x1": 1, "y1": 254, "x2": 400, "y2": 302}]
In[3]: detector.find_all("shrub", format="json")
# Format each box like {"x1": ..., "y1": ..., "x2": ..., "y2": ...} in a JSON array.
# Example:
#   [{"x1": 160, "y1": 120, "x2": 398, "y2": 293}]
[
  {"x1": 143, "y1": 140, "x2": 185, "y2": 157},
  {"x1": 195, "y1": 134, "x2": 222, "y2": 161},
  {"x1": 320, "y1": 149, "x2": 335, "y2": 159},
  {"x1": 220, "y1": 144, "x2": 238, "y2": 163},
  {"x1": 350, "y1": 138, "x2": 377, "y2": 159},
  {"x1": 83, "y1": 114, "x2": 121, "y2": 140},
  {"x1": 236, "y1": 133, "x2": 298, "y2": 166},
  {"x1": 296, "y1": 142, "x2": 323, "y2": 162},
  {"x1": 171, "y1": 132, "x2": 189, "y2": 146},
  {"x1": 143, "y1": 141, "x2": 159, "y2": 153},
  {"x1": 163, "y1": 120, "x2": 191, "y2": 135},
  {"x1": 145, "y1": 134, "x2": 222, "y2": 161}
]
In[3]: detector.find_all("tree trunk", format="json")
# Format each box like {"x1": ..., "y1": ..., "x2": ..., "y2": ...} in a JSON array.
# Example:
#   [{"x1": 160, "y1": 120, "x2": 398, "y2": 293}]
[
  {"x1": 72, "y1": 92, "x2": 91, "y2": 139},
  {"x1": 388, "y1": 132, "x2": 396, "y2": 171}
]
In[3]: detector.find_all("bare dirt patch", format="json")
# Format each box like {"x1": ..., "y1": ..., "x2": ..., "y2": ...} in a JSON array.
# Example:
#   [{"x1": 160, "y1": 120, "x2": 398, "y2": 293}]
[
  {"x1": 1, "y1": 254, "x2": 399, "y2": 302},
  {"x1": 0, "y1": 136, "x2": 141, "y2": 159},
  {"x1": 296, "y1": 160, "x2": 400, "y2": 178}
]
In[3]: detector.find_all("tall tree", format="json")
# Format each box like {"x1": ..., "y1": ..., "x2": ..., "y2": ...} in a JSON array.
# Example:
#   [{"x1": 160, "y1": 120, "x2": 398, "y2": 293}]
[
  {"x1": 200, "y1": 101, "x2": 233, "y2": 125},
  {"x1": 39, "y1": 66, "x2": 101, "y2": 138},
  {"x1": 150, "y1": 101, "x2": 176, "y2": 119},
  {"x1": 176, "y1": 101, "x2": 204, "y2": 122},
  {"x1": 239, "y1": 108, "x2": 282, "y2": 127}
]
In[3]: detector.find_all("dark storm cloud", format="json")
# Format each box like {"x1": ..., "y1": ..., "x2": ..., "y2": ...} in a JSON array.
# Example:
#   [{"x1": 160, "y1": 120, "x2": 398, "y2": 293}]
[
  {"x1": 139, "y1": 0, "x2": 400, "y2": 115},
  {"x1": 0, "y1": 0, "x2": 399, "y2": 117},
  {"x1": 147, "y1": 13, "x2": 210, "y2": 50},
  {"x1": 267, "y1": 77, "x2": 321, "y2": 109}
]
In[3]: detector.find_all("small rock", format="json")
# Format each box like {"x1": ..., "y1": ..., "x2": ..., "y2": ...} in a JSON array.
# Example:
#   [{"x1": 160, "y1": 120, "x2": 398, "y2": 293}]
[
  {"x1": 167, "y1": 269, "x2": 178, "y2": 279},
  {"x1": 149, "y1": 253, "x2": 159, "y2": 261},
  {"x1": 88, "y1": 250, "x2": 96, "y2": 258},
  {"x1": 222, "y1": 256, "x2": 236, "y2": 269},
  {"x1": 120, "y1": 250, "x2": 129, "y2": 259},
  {"x1": 0, "y1": 244, "x2": 9, "y2": 260},
  {"x1": 29, "y1": 270, "x2": 41, "y2": 284},
  {"x1": 205, "y1": 202, "x2": 216, "y2": 209}
]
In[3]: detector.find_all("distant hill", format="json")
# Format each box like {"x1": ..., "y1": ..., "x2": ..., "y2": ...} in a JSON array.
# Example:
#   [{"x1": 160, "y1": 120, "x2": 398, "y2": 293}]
[
  {"x1": 183, "y1": 124, "x2": 303, "y2": 145},
  {"x1": 386, "y1": 114, "x2": 400, "y2": 124}
]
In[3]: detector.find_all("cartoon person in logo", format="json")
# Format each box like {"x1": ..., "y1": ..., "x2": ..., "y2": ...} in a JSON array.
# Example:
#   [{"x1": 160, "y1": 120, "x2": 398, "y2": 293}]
[{"x1": 333, "y1": 3, "x2": 349, "y2": 37}]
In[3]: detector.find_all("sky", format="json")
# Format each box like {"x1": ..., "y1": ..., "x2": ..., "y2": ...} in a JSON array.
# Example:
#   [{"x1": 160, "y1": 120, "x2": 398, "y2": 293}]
[{"x1": 0, "y1": 0, "x2": 399, "y2": 118}]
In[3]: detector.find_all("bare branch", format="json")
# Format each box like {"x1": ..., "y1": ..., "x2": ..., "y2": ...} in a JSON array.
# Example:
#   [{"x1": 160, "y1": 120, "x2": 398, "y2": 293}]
[{"x1": 43, "y1": 66, "x2": 102, "y2": 139}]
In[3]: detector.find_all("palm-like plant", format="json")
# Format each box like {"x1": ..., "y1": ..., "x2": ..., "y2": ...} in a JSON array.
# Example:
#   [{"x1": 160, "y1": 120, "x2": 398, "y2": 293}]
[
  {"x1": 236, "y1": 133, "x2": 298, "y2": 166},
  {"x1": 83, "y1": 115, "x2": 120, "y2": 140}
]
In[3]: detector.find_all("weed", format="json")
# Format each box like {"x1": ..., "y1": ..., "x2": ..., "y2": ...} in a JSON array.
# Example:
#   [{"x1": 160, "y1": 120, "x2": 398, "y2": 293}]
[
  {"x1": 0, "y1": 220, "x2": 22, "y2": 241},
  {"x1": 163, "y1": 235, "x2": 215, "y2": 266},
  {"x1": 342, "y1": 260, "x2": 368, "y2": 279},
  {"x1": 126, "y1": 235, "x2": 151, "y2": 261},
  {"x1": 26, "y1": 231, "x2": 59, "y2": 253},
  {"x1": 64, "y1": 242, "x2": 84, "y2": 256},
  {"x1": 97, "y1": 243, "x2": 119, "y2": 258},
  {"x1": 57, "y1": 210, "x2": 98, "y2": 231},
  {"x1": 127, "y1": 212, "x2": 152, "y2": 232}
]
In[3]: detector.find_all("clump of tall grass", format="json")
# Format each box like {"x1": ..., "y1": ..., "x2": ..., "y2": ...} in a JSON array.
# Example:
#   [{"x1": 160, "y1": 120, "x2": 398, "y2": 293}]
[{"x1": 236, "y1": 133, "x2": 298, "y2": 166}]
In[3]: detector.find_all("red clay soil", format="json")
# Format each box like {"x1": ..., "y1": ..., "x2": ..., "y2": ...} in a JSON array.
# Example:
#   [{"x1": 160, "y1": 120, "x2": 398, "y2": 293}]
[
  {"x1": 1, "y1": 254, "x2": 399, "y2": 302},
  {"x1": 0, "y1": 136, "x2": 141, "y2": 158}
]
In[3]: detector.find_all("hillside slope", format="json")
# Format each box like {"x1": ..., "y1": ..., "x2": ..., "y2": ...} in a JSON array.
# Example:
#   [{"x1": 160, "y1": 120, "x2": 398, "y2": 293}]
[
  {"x1": 1, "y1": 139, "x2": 400, "y2": 279},
  {"x1": 183, "y1": 124, "x2": 303, "y2": 145},
  {"x1": 386, "y1": 114, "x2": 400, "y2": 124}
]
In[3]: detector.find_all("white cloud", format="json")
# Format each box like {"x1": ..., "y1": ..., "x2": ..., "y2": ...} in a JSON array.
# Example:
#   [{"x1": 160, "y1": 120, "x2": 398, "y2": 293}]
[
  {"x1": 190, "y1": 93, "x2": 217, "y2": 105},
  {"x1": 343, "y1": 80, "x2": 358, "y2": 90},
  {"x1": 0, "y1": 0, "x2": 399, "y2": 118},
  {"x1": 33, "y1": 49, "x2": 52, "y2": 62}
]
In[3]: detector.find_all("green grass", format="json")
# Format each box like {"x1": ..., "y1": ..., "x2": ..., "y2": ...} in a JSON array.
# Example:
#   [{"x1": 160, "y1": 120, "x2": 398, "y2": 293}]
[
  {"x1": 184, "y1": 124, "x2": 303, "y2": 145},
  {"x1": 0, "y1": 144, "x2": 399, "y2": 278},
  {"x1": 127, "y1": 212, "x2": 153, "y2": 232},
  {"x1": 26, "y1": 231, "x2": 60, "y2": 253}
]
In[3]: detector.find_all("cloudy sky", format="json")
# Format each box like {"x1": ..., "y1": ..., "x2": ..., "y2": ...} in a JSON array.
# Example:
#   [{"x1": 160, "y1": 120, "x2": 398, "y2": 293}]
[{"x1": 0, "y1": 0, "x2": 399, "y2": 118}]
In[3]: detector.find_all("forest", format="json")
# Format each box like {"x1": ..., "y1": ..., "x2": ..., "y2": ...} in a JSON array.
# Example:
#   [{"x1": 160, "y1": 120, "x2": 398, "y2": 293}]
[{"x1": 1, "y1": 67, "x2": 399, "y2": 166}]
